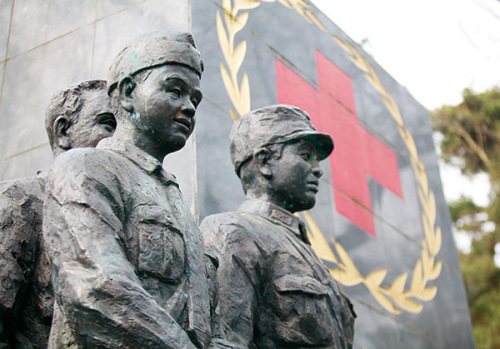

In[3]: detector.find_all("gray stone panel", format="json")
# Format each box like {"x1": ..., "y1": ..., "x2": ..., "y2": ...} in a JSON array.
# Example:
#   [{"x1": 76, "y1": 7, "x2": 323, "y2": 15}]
[
  {"x1": 92, "y1": 0, "x2": 189, "y2": 78},
  {"x1": 0, "y1": 144, "x2": 53, "y2": 181},
  {"x1": 0, "y1": 27, "x2": 94, "y2": 163},
  {"x1": 7, "y1": 0, "x2": 95, "y2": 58},
  {"x1": 0, "y1": 0, "x2": 12, "y2": 61},
  {"x1": 96, "y1": 0, "x2": 144, "y2": 19}
]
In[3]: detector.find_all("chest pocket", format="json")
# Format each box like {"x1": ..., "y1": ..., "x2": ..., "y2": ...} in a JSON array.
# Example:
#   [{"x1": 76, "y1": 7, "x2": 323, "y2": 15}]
[
  {"x1": 135, "y1": 205, "x2": 186, "y2": 283},
  {"x1": 273, "y1": 274, "x2": 333, "y2": 347}
]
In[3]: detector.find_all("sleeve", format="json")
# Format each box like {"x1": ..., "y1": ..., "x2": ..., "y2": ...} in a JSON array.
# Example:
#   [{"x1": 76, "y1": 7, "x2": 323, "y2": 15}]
[
  {"x1": 0, "y1": 179, "x2": 41, "y2": 315},
  {"x1": 201, "y1": 216, "x2": 262, "y2": 349},
  {"x1": 43, "y1": 151, "x2": 197, "y2": 349}
]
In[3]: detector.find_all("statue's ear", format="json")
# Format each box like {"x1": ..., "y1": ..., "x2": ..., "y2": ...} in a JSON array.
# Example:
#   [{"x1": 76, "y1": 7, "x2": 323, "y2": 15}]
[
  {"x1": 254, "y1": 148, "x2": 273, "y2": 179},
  {"x1": 118, "y1": 76, "x2": 135, "y2": 112},
  {"x1": 55, "y1": 116, "x2": 71, "y2": 150}
]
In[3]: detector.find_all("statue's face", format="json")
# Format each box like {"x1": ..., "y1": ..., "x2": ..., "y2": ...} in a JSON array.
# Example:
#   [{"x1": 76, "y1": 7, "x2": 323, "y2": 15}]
[
  {"x1": 130, "y1": 64, "x2": 202, "y2": 155},
  {"x1": 268, "y1": 140, "x2": 323, "y2": 212},
  {"x1": 68, "y1": 88, "x2": 116, "y2": 149}
]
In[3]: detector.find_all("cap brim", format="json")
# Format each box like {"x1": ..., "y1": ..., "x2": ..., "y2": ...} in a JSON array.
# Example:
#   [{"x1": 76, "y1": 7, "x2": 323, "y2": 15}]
[{"x1": 284, "y1": 131, "x2": 334, "y2": 160}]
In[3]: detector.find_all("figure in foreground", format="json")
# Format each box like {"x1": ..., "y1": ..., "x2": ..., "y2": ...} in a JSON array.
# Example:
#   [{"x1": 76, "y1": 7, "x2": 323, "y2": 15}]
[
  {"x1": 43, "y1": 32, "x2": 225, "y2": 348},
  {"x1": 0, "y1": 80, "x2": 115, "y2": 348},
  {"x1": 201, "y1": 105, "x2": 356, "y2": 348}
]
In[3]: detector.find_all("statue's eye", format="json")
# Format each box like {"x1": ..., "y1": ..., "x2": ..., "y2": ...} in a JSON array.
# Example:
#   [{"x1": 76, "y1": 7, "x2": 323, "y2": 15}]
[
  {"x1": 169, "y1": 88, "x2": 182, "y2": 98},
  {"x1": 299, "y1": 151, "x2": 311, "y2": 161}
]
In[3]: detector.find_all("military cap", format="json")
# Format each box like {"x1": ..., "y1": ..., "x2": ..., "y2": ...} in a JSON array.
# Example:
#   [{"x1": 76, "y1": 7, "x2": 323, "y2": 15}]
[
  {"x1": 230, "y1": 104, "x2": 334, "y2": 176},
  {"x1": 107, "y1": 31, "x2": 203, "y2": 95}
]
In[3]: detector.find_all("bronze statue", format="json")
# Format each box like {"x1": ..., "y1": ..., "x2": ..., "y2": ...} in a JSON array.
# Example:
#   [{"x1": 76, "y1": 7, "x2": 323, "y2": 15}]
[
  {"x1": 0, "y1": 80, "x2": 115, "y2": 348},
  {"x1": 42, "y1": 32, "x2": 232, "y2": 348},
  {"x1": 201, "y1": 105, "x2": 356, "y2": 348}
]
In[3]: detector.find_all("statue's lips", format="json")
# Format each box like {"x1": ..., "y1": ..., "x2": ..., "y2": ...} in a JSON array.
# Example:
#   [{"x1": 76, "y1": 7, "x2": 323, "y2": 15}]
[
  {"x1": 174, "y1": 117, "x2": 191, "y2": 133},
  {"x1": 307, "y1": 181, "x2": 319, "y2": 193}
]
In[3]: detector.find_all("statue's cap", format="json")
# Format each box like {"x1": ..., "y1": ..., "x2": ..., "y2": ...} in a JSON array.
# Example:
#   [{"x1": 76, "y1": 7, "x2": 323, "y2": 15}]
[
  {"x1": 230, "y1": 104, "x2": 334, "y2": 176},
  {"x1": 107, "y1": 31, "x2": 203, "y2": 95}
]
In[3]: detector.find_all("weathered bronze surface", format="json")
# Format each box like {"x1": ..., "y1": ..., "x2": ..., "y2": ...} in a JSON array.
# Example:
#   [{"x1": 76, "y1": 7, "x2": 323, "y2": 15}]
[
  {"x1": 201, "y1": 105, "x2": 356, "y2": 348},
  {"x1": 42, "y1": 32, "x2": 235, "y2": 349},
  {"x1": 0, "y1": 80, "x2": 115, "y2": 348}
]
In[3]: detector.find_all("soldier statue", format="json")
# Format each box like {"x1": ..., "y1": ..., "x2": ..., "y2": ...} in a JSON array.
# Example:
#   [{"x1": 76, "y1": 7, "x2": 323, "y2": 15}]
[
  {"x1": 201, "y1": 105, "x2": 356, "y2": 349},
  {"x1": 43, "y1": 32, "x2": 233, "y2": 348},
  {"x1": 0, "y1": 80, "x2": 115, "y2": 348}
]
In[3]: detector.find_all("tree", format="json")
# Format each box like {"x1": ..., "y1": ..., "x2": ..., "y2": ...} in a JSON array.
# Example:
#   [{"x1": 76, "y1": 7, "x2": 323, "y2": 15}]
[{"x1": 432, "y1": 87, "x2": 500, "y2": 348}]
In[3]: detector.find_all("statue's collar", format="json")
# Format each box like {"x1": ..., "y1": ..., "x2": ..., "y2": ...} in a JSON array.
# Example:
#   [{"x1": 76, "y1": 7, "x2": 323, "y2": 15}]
[
  {"x1": 239, "y1": 199, "x2": 310, "y2": 244},
  {"x1": 97, "y1": 138, "x2": 177, "y2": 185}
]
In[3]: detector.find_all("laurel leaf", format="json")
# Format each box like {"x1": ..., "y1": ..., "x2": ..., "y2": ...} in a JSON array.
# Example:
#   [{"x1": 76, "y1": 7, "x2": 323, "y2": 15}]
[
  {"x1": 429, "y1": 260, "x2": 442, "y2": 280},
  {"x1": 332, "y1": 35, "x2": 349, "y2": 51},
  {"x1": 411, "y1": 260, "x2": 423, "y2": 291},
  {"x1": 421, "y1": 245, "x2": 431, "y2": 275},
  {"x1": 427, "y1": 191, "x2": 436, "y2": 226},
  {"x1": 404, "y1": 132, "x2": 418, "y2": 161},
  {"x1": 365, "y1": 269, "x2": 387, "y2": 287},
  {"x1": 414, "y1": 161, "x2": 429, "y2": 194},
  {"x1": 222, "y1": 0, "x2": 232, "y2": 12},
  {"x1": 329, "y1": 268, "x2": 363, "y2": 286},
  {"x1": 304, "y1": 10, "x2": 326, "y2": 31},
  {"x1": 384, "y1": 95, "x2": 404, "y2": 125},
  {"x1": 234, "y1": 0, "x2": 261, "y2": 12},
  {"x1": 369, "y1": 287, "x2": 400, "y2": 314},
  {"x1": 415, "y1": 286, "x2": 437, "y2": 301},
  {"x1": 365, "y1": 62, "x2": 380, "y2": 88},
  {"x1": 238, "y1": 73, "x2": 251, "y2": 115},
  {"x1": 384, "y1": 96, "x2": 403, "y2": 126},
  {"x1": 334, "y1": 239, "x2": 359, "y2": 272},
  {"x1": 216, "y1": 12, "x2": 230, "y2": 64},
  {"x1": 301, "y1": 211, "x2": 340, "y2": 264},
  {"x1": 421, "y1": 212, "x2": 433, "y2": 250},
  {"x1": 417, "y1": 186, "x2": 429, "y2": 216},
  {"x1": 389, "y1": 273, "x2": 408, "y2": 294},
  {"x1": 396, "y1": 297, "x2": 423, "y2": 313},
  {"x1": 430, "y1": 227, "x2": 442, "y2": 257},
  {"x1": 397, "y1": 125, "x2": 411, "y2": 150},
  {"x1": 232, "y1": 13, "x2": 249, "y2": 36},
  {"x1": 220, "y1": 64, "x2": 237, "y2": 108},
  {"x1": 233, "y1": 41, "x2": 247, "y2": 76},
  {"x1": 230, "y1": 109, "x2": 239, "y2": 121},
  {"x1": 276, "y1": 0, "x2": 294, "y2": 9}
]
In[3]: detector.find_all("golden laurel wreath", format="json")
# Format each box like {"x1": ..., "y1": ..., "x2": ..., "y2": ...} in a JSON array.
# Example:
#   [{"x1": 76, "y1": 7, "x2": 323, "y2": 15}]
[{"x1": 216, "y1": 0, "x2": 442, "y2": 314}]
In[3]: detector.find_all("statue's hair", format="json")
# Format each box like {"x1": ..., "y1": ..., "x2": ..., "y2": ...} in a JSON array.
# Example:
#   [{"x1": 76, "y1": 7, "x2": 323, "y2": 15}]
[{"x1": 45, "y1": 80, "x2": 107, "y2": 153}]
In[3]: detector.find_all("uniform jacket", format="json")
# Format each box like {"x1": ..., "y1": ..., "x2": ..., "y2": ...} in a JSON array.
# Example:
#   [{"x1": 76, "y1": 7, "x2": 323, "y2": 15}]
[
  {"x1": 43, "y1": 138, "x2": 212, "y2": 348},
  {"x1": 201, "y1": 199, "x2": 355, "y2": 349}
]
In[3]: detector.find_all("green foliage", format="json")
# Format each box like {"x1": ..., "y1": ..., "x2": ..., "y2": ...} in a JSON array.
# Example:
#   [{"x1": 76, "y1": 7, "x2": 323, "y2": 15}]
[
  {"x1": 432, "y1": 87, "x2": 500, "y2": 176},
  {"x1": 432, "y1": 87, "x2": 500, "y2": 349}
]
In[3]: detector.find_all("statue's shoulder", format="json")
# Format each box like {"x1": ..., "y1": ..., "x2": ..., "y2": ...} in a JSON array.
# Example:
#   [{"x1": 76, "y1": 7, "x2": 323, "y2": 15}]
[
  {"x1": 201, "y1": 210, "x2": 254, "y2": 235},
  {"x1": 201, "y1": 211, "x2": 260, "y2": 248},
  {"x1": 0, "y1": 176, "x2": 43, "y2": 202},
  {"x1": 53, "y1": 147, "x2": 112, "y2": 167},
  {"x1": 49, "y1": 147, "x2": 121, "y2": 181},
  {"x1": 46, "y1": 148, "x2": 127, "y2": 201},
  {"x1": 201, "y1": 211, "x2": 242, "y2": 226}
]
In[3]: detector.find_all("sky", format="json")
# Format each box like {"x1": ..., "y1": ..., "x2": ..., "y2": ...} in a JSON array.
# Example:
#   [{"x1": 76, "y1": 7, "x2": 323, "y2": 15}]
[
  {"x1": 311, "y1": 0, "x2": 500, "y2": 252},
  {"x1": 311, "y1": 0, "x2": 500, "y2": 111}
]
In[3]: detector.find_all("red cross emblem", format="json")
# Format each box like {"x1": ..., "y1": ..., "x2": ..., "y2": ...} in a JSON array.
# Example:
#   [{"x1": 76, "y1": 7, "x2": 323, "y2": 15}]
[{"x1": 275, "y1": 50, "x2": 403, "y2": 236}]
